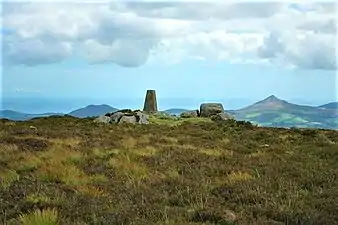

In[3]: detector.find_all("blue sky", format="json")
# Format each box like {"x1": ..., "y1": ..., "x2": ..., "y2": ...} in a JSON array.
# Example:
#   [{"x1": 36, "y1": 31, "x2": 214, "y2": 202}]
[{"x1": 1, "y1": 1, "x2": 337, "y2": 113}]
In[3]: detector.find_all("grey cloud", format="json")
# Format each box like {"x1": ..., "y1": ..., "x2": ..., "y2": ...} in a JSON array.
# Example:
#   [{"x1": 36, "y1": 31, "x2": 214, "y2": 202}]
[
  {"x1": 258, "y1": 31, "x2": 337, "y2": 70},
  {"x1": 316, "y1": 2, "x2": 337, "y2": 14},
  {"x1": 298, "y1": 19, "x2": 337, "y2": 34},
  {"x1": 258, "y1": 32, "x2": 284, "y2": 58},
  {"x1": 3, "y1": 36, "x2": 72, "y2": 66},
  {"x1": 84, "y1": 39, "x2": 156, "y2": 67},
  {"x1": 123, "y1": 2, "x2": 283, "y2": 20},
  {"x1": 95, "y1": 14, "x2": 161, "y2": 45}
]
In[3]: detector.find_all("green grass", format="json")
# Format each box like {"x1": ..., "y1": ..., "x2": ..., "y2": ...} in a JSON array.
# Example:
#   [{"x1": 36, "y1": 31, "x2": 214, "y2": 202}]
[
  {"x1": 0, "y1": 169, "x2": 20, "y2": 190},
  {"x1": 149, "y1": 114, "x2": 212, "y2": 126},
  {"x1": 18, "y1": 208, "x2": 59, "y2": 225},
  {"x1": 244, "y1": 112, "x2": 261, "y2": 119},
  {"x1": 0, "y1": 116, "x2": 337, "y2": 224}
]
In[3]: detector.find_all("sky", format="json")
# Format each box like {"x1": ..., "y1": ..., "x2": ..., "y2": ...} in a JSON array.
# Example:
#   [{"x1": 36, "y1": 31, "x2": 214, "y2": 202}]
[{"x1": 0, "y1": 0, "x2": 337, "y2": 113}]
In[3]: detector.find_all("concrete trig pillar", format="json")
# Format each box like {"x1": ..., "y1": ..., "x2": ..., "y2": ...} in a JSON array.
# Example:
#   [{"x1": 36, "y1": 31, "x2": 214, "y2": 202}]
[{"x1": 143, "y1": 90, "x2": 158, "y2": 113}]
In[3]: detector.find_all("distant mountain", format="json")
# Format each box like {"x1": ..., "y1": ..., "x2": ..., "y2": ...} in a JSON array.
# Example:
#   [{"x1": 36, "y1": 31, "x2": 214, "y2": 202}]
[
  {"x1": 68, "y1": 104, "x2": 118, "y2": 118},
  {"x1": 0, "y1": 104, "x2": 118, "y2": 120},
  {"x1": 0, "y1": 110, "x2": 63, "y2": 121},
  {"x1": 231, "y1": 95, "x2": 338, "y2": 129},
  {"x1": 163, "y1": 108, "x2": 189, "y2": 115},
  {"x1": 318, "y1": 102, "x2": 338, "y2": 110}
]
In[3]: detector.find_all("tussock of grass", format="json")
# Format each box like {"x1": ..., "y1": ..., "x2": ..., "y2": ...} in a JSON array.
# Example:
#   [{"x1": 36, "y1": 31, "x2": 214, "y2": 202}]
[
  {"x1": 138, "y1": 134, "x2": 152, "y2": 145},
  {"x1": 165, "y1": 168, "x2": 181, "y2": 179},
  {"x1": 36, "y1": 161, "x2": 90, "y2": 187},
  {"x1": 18, "y1": 208, "x2": 59, "y2": 225},
  {"x1": 49, "y1": 137, "x2": 82, "y2": 147},
  {"x1": 133, "y1": 146, "x2": 158, "y2": 157},
  {"x1": 246, "y1": 150, "x2": 266, "y2": 158},
  {"x1": 39, "y1": 147, "x2": 84, "y2": 165},
  {"x1": 107, "y1": 155, "x2": 149, "y2": 181},
  {"x1": 0, "y1": 169, "x2": 20, "y2": 190},
  {"x1": 89, "y1": 174, "x2": 109, "y2": 184},
  {"x1": 10, "y1": 154, "x2": 42, "y2": 172},
  {"x1": 162, "y1": 137, "x2": 179, "y2": 144},
  {"x1": 178, "y1": 144, "x2": 197, "y2": 150},
  {"x1": 26, "y1": 193, "x2": 52, "y2": 205},
  {"x1": 199, "y1": 148, "x2": 233, "y2": 157},
  {"x1": 0, "y1": 144, "x2": 19, "y2": 164},
  {"x1": 120, "y1": 136, "x2": 137, "y2": 149},
  {"x1": 91, "y1": 148, "x2": 120, "y2": 159},
  {"x1": 227, "y1": 171, "x2": 254, "y2": 184},
  {"x1": 74, "y1": 185, "x2": 105, "y2": 197}
]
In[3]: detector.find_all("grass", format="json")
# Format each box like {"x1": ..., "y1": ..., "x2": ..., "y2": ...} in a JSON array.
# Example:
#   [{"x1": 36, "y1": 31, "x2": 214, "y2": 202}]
[
  {"x1": 18, "y1": 208, "x2": 59, "y2": 225},
  {"x1": 0, "y1": 169, "x2": 20, "y2": 190},
  {"x1": 0, "y1": 116, "x2": 337, "y2": 224}
]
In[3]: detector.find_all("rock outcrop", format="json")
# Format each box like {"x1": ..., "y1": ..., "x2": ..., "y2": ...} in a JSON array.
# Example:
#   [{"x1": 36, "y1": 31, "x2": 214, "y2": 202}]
[
  {"x1": 180, "y1": 110, "x2": 199, "y2": 118},
  {"x1": 94, "y1": 109, "x2": 149, "y2": 125},
  {"x1": 94, "y1": 115, "x2": 111, "y2": 124},
  {"x1": 199, "y1": 103, "x2": 225, "y2": 117},
  {"x1": 210, "y1": 112, "x2": 234, "y2": 121}
]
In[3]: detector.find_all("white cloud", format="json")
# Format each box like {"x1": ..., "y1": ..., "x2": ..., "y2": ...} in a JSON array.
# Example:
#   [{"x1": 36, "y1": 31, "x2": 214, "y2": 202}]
[{"x1": 1, "y1": 1, "x2": 337, "y2": 70}]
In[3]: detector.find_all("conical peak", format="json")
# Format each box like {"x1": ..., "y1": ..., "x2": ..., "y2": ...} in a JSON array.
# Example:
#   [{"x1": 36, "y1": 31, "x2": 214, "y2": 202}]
[{"x1": 265, "y1": 95, "x2": 279, "y2": 101}]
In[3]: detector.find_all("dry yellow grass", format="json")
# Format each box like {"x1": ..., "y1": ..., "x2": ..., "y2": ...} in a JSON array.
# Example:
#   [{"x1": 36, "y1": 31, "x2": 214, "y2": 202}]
[
  {"x1": 39, "y1": 145, "x2": 85, "y2": 165},
  {"x1": 74, "y1": 185, "x2": 106, "y2": 197},
  {"x1": 199, "y1": 148, "x2": 233, "y2": 157},
  {"x1": 165, "y1": 168, "x2": 180, "y2": 179},
  {"x1": 11, "y1": 154, "x2": 42, "y2": 172},
  {"x1": 120, "y1": 136, "x2": 137, "y2": 149},
  {"x1": 227, "y1": 171, "x2": 254, "y2": 184},
  {"x1": 107, "y1": 155, "x2": 149, "y2": 181},
  {"x1": 132, "y1": 146, "x2": 159, "y2": 157},
  {"x1": 49, "y1": 137, "x2": 82, "y2": 147},
  {"x1": 161, "y1": 136, "x2": 179, "y2": 144},
  {"x1": 246, "y1": 150, "x2": 266, "y2": 158}
]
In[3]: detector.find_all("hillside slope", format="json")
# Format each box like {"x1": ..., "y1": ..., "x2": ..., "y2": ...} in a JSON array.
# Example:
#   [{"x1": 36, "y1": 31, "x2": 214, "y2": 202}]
[
  {"x1": 0, "y1": 117, "x2": 337, "y2": 224},
  {"x1": 232, "y1": 95, "x2": 338, "y2": 129},
  {"x1": 0, "y1": 110, "x2": 63, "y2": 121},
  {"x1": 319, "y1": 102, "x2": 338, "y2": 110}
]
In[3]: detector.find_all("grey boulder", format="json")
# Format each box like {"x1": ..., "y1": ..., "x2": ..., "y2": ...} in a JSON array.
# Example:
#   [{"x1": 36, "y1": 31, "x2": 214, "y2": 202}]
[
  {"x1": 180, "y1": 110, "x2": 199, "y2": 118},
  {"x1": 94, "y1": 115, "x2": 112, "y2": 124},
  {"x1": 110, "y1": 111, "x2": 124, "y2": 123},
  {"x1": 118, "y1": 115, "x2": 137, "y2": 124},
  {"x1": 200, "y1": 103, "x2": 224, "y2": 117},
  {"x1": 136, "y1": 111, "x2": 150, "y2": 124},
  {"x1": 210, "y1": 112, "x2": 234, "y2": 121},
  {"x1": 94, "y1": 109, "x2": 150, "y2": 125}
]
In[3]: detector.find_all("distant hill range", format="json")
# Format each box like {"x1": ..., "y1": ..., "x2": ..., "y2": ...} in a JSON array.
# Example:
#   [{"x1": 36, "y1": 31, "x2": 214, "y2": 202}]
[
  {"x1": 1, "y1": 96, "x2": 337, "y2": 129},
  {"x1": 0, "y1": 110, "x2": 64, "y2": 121},
  {"x1": 162, "y1": 108, "x2": 188, "y2": 115},
  {"x1": 68, "y1": 104, "x2": 118, "y2": 118},
  {"x1": 318, "y1": 102, "x2": 338, "y2": 110}
]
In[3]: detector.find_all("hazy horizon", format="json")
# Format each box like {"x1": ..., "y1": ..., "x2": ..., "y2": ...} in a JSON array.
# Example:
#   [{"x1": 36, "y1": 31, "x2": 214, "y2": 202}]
[{"x1": 1, "y1": 95, "x2": 336, "y2": 114}]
